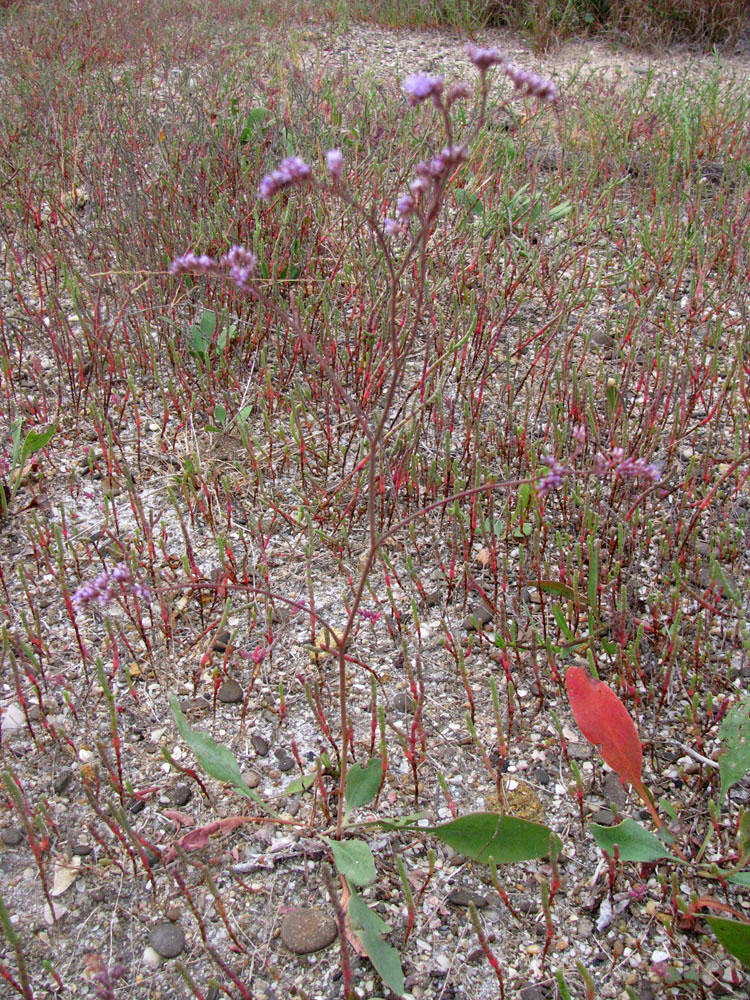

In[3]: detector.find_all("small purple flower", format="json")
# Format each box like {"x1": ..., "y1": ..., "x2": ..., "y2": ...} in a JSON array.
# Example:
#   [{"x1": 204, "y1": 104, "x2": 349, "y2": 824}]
[
  {"x1": 222, "y1": 244, "x2": 258, "y2": 293},
  {"x1": 258, "y1": 155, "x2": 312, "y2": 200},
  {"x1": 445, "y1": 82, "x2": 472, "y2": 108},
  {"x1": 403, "y1": 73, "x2": 444, "y2": 107},
  {"x1": 466, "y1": 44, "x2": 504, "y2": 71},
  {"x1": 571, "y1": 423, "x2": 587, "y2": 445},
  {"x1": 396, "y1": 194, "x2": 415, "y2": 219},
  {"x1": 384, "y1": 217, "x2": 404, "y2": 237},
  {"x1": 73, "y1": 563, "x2": 150, "y2": 609},
  {"x1": 504, "y1": 63, "x2": 558, "y2": 103},
  {"x1": 326, "y1": 148, "x2": 343, "y2": 179},
  {"x1": 427, "y1": 144, "x2": 468, "y2": 180},
  {"x1": 169, "y1": 252, "x2": 224, "y2": 279},
  {"x1": 592, "y1": 448, "x2": 662, "y2": 483},
  {"x1": 536, "y1": 454, "x2": 569, "y2": 498},
  {"x1": 170, "y1": 246, "x2": 257, "y2": 294}
]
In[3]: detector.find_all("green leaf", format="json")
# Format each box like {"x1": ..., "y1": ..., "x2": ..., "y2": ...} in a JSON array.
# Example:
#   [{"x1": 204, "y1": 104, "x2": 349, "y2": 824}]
[
  {"x1": 427, "y1": 813, "x2": 559, "y2": 864},
  {"x1": 590, "y1": 818, "x2": 678, "y2": 862},
  {"x1": 325, "y1": 837, "x2": 376, "y2": 886},
  {"x1": 706, "y1": 916, "x2": 750, "y2": 967},
  {"x1": 549, "y1": 200, "x2": 573, "y2": 223},
  {"x1": 454, "y1": 188, "x2": 484, "y2": 217},
  {"x1": 552, "y1": 603, "x2": 575, "y2": 642},
  {"x1": 719, "y1": 697, "x2": 750, "y2": 801},
  {"x1": 726, "y1": 871, "x2": 750, "y2": 886},
  {"x1": 345, "y1": 758, "x2": 382, "y2": 814},
  {"x1": 200, "y1": 309, "x2": 217, "y2": 336},
  {"x1": 283, "y1": 771, "x2": 317, "y2": 795},
  {"x1": 19, "y1": 422, "x2": 57, "y2": 465},
  {"x1": 587, "y1": 546, "x2": 598, "y2": 611},
  {"x1": 169, "y1": 696, "x2": 277, "y2": 817},
  {"x1": 213, "y1": 404, "x2": 226, "y2": 427},
  {"x1": 349, "y1": 890, "x2": 405, "y2": 996},
  {"x1": 536, "y1": 580, "x2": 582, "y2": 603}
]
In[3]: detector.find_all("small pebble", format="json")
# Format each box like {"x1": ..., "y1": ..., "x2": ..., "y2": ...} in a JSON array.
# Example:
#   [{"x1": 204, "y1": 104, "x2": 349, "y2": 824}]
[
  {"x1": 179, "y1": 697, "x2": 210, "y2": 714},
  {"x1": 447, "y1": 888, "x2": 489, "y2": 908},
  {"x1": 279, "y1": 908, "x2": 337, "y2": 954},
  {"x1": 172, "y1": 783, "x2": 192, "y2": 807},
  {"x1": 252, "y1": 733, "x2": 270, "y2": 757},
  {"x1": 142, "y1": 946, "x2": 163, "y2": 970},
  {"x1": 217, "y1": 679, "x2": 243, "y2": 704},
  {"x1": 602, "y1": 771, "x2": 627, "y2": 809},
  {"x1": 53, "y1": 769, "x2": 73, "y2": 795},
  {"x1": 590, "y1": 808, "x2": 615, "y2": 826},
  {"x1": 1, "y1": 827, "x2": 24, "y2": 847},
  {"x1": 392, "y1": 692, "x2": 415, "y2": 714},
  {"x1": 148, "y1": 920, "x2": 185, "y2": 959},
  {"x1": 212, "y1": 629, "x2": 231, "y2": 653},
  {"x1": 241, "y1": 770, "x2": 261, "y2": 789},
  {"x1": 1, "y1": 704, "x2": 26, "y2": 736},
  {"x1": 276, "y1": 752, "x2": 295, "y2": 773},
  {"x1": 461, "y1": 605, "x2": 493, "y2": 631}
]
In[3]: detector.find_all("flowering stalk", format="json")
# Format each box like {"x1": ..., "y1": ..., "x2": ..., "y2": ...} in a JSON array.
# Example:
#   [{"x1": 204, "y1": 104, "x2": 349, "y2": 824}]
[{"x1": 167, "y1": 49, "x2": 561, "y2": 836}]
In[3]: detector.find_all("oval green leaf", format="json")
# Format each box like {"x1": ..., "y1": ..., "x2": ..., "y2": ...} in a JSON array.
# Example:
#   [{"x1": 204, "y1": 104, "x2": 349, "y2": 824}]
[
  {"x1": 345, "y1": 757, "x2": 382, "y2": 814},
  {"x1": 325, "y1": 836, "x2": 376, "y2": 887},
  {"x1": 349, "y1": 889, "x2": 405, "y2": 996},
  {"x1": 590, "y1": 818, "x2": 678, "y2": 863},
  {"x1": 706, "y1": 916, "x2": 750, "y2": 967},
  {"x1": 427, "y1": 813, "x2": 559, "y2": 864},
  {"x1": 169, "y1": 695, "x2": 276, "y2": 817}
]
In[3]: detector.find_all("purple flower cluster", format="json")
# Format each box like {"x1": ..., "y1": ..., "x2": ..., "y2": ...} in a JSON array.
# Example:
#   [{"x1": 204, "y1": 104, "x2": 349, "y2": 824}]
[
  {"x1": 536, "y1": 454, "x2": 570, "y2": 498},
  {"x1": 403, "y1": 73, "x2": 444, "y2": 107},
  {"x1": 326, "y1": 148, "x2": 343, "y2": 179},
  {"x1": 170, "y1": 245, "x2": 257, "y2": 294},
  {"x1": 417, "y1": 144, "x2": 469, "y2": 182},
  {"x1": 168, "y1": 252, "x2": 225, "y2": 279},
  {"x1": 465, "y1": 44, "x2": 504, "y2": 71},
  {"x1": 72, "y1": 563, "x2": 150, "y2": 609},
  {"x1": 594, "y1": 448, "x2": 662, "y2": 483},
  {"x1": 465, "y1": 44, "x2": 558, "y2": 102},
  {"x1": 385, "y1": 145, "x2": 468, "y2": 237},
  {"x1": 258, "y1": 155, "x2": 312, "y2": 200},
  {"x1": 503, "y1": 62, "x2": 558, "y2": 103}
]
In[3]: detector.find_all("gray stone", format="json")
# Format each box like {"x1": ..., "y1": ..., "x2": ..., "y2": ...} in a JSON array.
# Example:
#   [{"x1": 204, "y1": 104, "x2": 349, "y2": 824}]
[
  {"x1": 53, "y1": 769, "x2": 73, "y2": 795},
  {"x1": 241, "y1": 769, "x2": 261, "y2": 789},
  {"x1": 447, "y1": 888, "x2": 489, "y2": 908},
  {"x1": 461, "y1": 604, "x2": 493, "y2": 631},
  {"x1": 280, "y1": 908, "x2": 337, "y2": 955},
  {"x1": 212, "y1": 629, "x2": 231, "y2": 653},
  {"x1": 276, "y1": 752, "x2": 294, "y2": 773},
  {"x1": 172, "y1": 783, "x2": 192, "y2": 807},
  {"x1": 590, "y1": 808, "x2": 615, "y2": 826},
  {"x1": 392, "y1": 692, "x2": 415, "y2": 714},
  {"x1": 1, "y1": 827, "x2": 24, "y2": 847},
  {"x1": 602, "y1": 771, "x2": 627, "y2": 809},
  {"x1": 217, "y1": 679, "x2": 243, "y2": 704},
  {"x1": 252, "y1": 733, "x2": 270, "y2": 757},
  {"x1": 148, "y1": 921, "x2": 185, "y2": 959}
]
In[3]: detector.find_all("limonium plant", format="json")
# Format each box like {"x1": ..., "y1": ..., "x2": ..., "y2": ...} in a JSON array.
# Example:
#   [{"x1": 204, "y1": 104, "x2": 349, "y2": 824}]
[{"x1": 71, "y1": 46, "x2": 692, "y2": 997}]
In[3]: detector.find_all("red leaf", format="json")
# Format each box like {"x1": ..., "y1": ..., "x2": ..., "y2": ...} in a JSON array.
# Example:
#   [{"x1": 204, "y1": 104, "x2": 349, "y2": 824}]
[{"x1": 565, "y1": 665, "x2": 643, "y2": 789}]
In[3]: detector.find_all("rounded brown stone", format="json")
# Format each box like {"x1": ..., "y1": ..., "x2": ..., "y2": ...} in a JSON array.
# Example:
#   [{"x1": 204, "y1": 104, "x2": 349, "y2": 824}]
[
  {"x1": 279, "y1": 907, "x2": 337, "y2": 955},
  {"x1": 217, "y1": 679, "x2": 243, "y2": 704}
]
